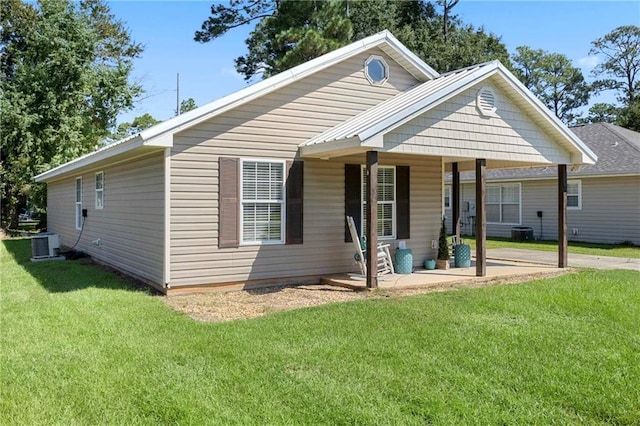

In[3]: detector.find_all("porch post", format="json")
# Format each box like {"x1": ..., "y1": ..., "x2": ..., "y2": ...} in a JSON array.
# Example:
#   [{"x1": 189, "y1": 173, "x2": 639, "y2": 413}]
[
  {"x1": 475, "y1": 159, "x2": 486, "y2": 277},
  {"x1": 366, "y1": 151, "x2": 379, "y2": 289},
  {"x1": 452, "y1": 162, "x2": 460, "y2": 238},
  {"x1": 558, "y1": 164, "x2": 568, "y2": 268}
]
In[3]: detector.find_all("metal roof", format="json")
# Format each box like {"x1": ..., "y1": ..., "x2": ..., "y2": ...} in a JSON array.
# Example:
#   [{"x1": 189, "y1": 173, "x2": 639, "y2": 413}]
[
  {"x1": 300, "y1": 61, "x2": 597, "y2": 166},
  {"x1": 36, "y1": 30, "x2": 438, "y2": 183},
  {"x1": 302, "y1": 61, "x2": 496, "y2": 147}
]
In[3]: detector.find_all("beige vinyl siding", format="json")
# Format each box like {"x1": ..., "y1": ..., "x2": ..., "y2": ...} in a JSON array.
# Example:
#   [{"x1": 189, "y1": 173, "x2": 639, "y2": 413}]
[
  {"x1": 385, "y1": 80, "x2": 571, "y2": 164},
  {"x1": 454, "y1": 175, "x2": 640, "y2": 245},
  {"x1": 169, "y1": 49, "x2": 426, "y2": 286},
  {"x1": 46, "y1": 152, "x2": 165, "y2": 286},
  {"x1": 170, "y1": 153, "x2": 442, "y2": 287}
]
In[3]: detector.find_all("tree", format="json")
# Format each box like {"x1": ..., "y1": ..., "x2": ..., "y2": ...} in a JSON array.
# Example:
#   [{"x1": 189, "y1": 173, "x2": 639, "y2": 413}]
[
  {"x1": 438, "y1": 0, "x2": 459, "y2": 43},
  {"x1": 511, "y1": 46, "x2": 546, "y2": 90},
  {"x1": 1, "y1": 0, "x2": 142, "y2": 228},
  {"x1": 179, "y1": 98, "x2": 197, "y2": 114},
  {"x1": 109, "y1": 113, "x2": 159, "y2": 141},
  {"x1": 512, "y1": 46, "x2": 589, "y2": 124},
  {"x1": 617, "y1": 97, "x2": 640, "y2": 132},
  {"x1": 195, "y1": 0, "x2": 511, "y2": 79},
  {"x1": 590, "y1": 25, "x2": 640, "y2": 105},
  {"x1": 589, "y1": 25, "x2": 640, "y2": 130},
  {"x1": 582, "y1": 103, "x2": 619, "y2": 124}
]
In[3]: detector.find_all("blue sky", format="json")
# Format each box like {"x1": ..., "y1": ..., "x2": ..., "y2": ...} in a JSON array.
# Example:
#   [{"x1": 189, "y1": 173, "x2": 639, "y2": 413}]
[{"x1": 110, "y1": 1, "x2": 640, "y2": 124}]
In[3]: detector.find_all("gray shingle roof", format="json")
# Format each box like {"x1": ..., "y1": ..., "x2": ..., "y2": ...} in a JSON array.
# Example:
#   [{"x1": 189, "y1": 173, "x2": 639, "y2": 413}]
[{"x1": 454, "y1": 122, "x2": 640, "y2": 181}]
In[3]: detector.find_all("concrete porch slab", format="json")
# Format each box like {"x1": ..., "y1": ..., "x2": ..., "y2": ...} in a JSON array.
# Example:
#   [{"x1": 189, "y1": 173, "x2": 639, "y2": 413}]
[{"x1": 322, "y1": 259, "x2": 564, "y2": 291}]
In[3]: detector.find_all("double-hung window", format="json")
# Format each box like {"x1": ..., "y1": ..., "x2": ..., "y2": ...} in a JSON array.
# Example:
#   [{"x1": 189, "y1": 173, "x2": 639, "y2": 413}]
[
  {"x1": 567, "y1": 180, "x2": 582, "y2": 210},
  {"x1": 240, "y1": 159, "x2": 285, "y2": 244},
  {"x1": 361, "y1": 166, "x2": 396, "y2": 239},
  {"x1": 75, "y1": 177, "x2": 83, "y2": 230},
  {"x1": 95, "y1": 171, "x2": 104, "y2": 209},
  {"x1": 486, "y1": 183, "x2": 520, "y2": 224}
]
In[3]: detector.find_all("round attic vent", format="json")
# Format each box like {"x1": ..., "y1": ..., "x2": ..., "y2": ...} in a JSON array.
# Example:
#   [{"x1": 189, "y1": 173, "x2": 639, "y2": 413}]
[{"x1": 476, "y1": 86, "x2": 497, "y2": 116}]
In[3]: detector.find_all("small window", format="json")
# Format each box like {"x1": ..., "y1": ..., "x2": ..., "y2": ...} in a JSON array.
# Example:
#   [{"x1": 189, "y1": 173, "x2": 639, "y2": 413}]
[
  {"x1": 75, "y1": 177, "x2": 83, "y2": 230},
  {"x1": 364, "y1": 55, "x2": 389, "y2": 85},
  {"x1": 567, "y1": 180, "x2": 582, "y2": 210},
  {"x1": 240, "y1": 159, "x2": 285, "y2": 244},
  {"x1": 95, "y1": 172, "x2": 104, "y2": 210},
  {"x1": 444, "y1": 186, "x2": 451, "y2": 209},
  {"x1": 476, "y1": 86, "x2": 497, "y2": 116},
  {"x1": 361, "y1": 166, "x2": 396, "y2": 239}
]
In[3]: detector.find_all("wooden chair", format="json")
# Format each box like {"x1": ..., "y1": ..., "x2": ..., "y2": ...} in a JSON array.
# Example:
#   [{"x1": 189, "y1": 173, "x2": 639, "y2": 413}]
[{"x1": 346, "y1": 216, "x2": 395, "y2": 277}]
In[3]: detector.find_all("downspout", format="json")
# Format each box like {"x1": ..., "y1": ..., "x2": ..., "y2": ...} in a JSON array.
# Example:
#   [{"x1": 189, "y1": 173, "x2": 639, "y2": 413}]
[{"x1": 163, "y1": 147, "x2": 171, "y2": 289}]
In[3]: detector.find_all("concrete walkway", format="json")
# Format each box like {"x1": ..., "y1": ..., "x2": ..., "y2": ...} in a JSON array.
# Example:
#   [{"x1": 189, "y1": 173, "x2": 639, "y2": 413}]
[{"x1": 486, "y1": 248, "x2": 640, "y2": 271}]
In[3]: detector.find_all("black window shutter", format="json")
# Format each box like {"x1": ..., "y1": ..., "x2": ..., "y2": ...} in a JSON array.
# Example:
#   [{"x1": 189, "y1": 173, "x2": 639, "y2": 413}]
[
  {"x1": 286, "y1": 160, "x2": 303, "y2": 245},
  {"x1": 396, "y1": 165, "x2": 410, "y2": 239},
  {"x1": 344, "y1": 164, "x2": 361, "y2": 242},
  {"x1": 218, "y1": 157, "x2": 239, "y2": 248}
]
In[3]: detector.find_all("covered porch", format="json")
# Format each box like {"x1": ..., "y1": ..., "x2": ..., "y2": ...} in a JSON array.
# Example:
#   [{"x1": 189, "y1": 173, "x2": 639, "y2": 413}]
[{"x1": 300, "y1": 61, "x2": 597, "y2": 289}]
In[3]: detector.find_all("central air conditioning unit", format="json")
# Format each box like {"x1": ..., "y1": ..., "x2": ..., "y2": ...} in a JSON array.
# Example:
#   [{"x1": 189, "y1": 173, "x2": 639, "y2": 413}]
[{"x1": 31, "y1": 233, "x2": 60, "y2": 259}]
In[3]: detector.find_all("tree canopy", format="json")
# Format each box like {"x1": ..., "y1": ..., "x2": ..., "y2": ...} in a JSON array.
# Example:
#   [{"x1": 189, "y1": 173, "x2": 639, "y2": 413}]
[
  {"x1": 109, "y1": 113, "x2": 159, "y2": 141},
  {"x1": 587, "y1": 25, "x2": 640, "y2": 131},
  {"x1": 512, "y1": 46, "x2": 590, "y2": 124},
  {"x1": 1, "y1": 0, "x2": 143, "y2": 227},
  {"x1": 179, "y1": 98, "x2": 198, "y2": 114},
  {"x1": 195, "y1": 0, "x2": 511, "y2": 80}
]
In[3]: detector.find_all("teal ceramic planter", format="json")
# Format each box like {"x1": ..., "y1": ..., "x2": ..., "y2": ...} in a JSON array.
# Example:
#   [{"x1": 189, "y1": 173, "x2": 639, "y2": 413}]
[{"x1": 424, "y1": 259, "x2": 436, "y2": 270}]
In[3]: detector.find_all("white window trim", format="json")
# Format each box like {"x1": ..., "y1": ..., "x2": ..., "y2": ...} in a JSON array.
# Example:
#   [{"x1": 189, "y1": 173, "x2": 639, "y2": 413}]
[
  {"x1": 75, "y1": 177, "x2": 83, "y2": 230},
  {"x1": 486, "y1": 183, "x2": 521, "y2": 225},
  {"x1": 239, "y1": 158, "x2": 286, "y2": 246},
  {"x1": 364, "y1": 55, "x2": 389, "y2": 86},
  {"x1": 567, "y1": 180, "x2": 582, "y2": 210},
  {"x1": 361, "y1": 165, "x2": 396, "y2": 240},
  {"x1": 95, "y1": 171, "x2": 104, "y2": 210},
  {"x1": 444, "y1": 185, "x2": 451, "y2": 210}
]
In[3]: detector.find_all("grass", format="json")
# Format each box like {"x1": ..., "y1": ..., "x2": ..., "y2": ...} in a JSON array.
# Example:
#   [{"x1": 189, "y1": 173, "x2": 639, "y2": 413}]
[
  {"x1": 2, "y1": 238, "x2": 639, "y2": 424},
  {"x1": 463, "y1": 236, "x2": 640, "y2": 259}
]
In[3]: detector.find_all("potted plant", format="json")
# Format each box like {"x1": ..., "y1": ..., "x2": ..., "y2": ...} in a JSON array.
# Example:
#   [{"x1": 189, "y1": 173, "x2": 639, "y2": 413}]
[
  {"x1": 436, "y1": 217, "x2": 450, "y2": 269},
  {"x1": 424, "y1": 258, "x2": 436, "y2": 270}
]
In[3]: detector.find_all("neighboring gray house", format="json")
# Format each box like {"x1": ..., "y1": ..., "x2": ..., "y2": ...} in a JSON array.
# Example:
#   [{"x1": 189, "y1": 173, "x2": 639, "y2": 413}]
[
  {"x1": 35, "y1": 31, "x2": 596, "y2": 293},
  {"x1": 445, "y1": 122, "x2": 639, "y2": 245}
]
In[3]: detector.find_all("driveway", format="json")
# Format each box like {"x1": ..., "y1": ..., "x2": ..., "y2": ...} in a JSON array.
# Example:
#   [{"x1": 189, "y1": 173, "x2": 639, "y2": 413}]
[{"x1": 486, "y1": 248, "x2": 640, "y2": 271}]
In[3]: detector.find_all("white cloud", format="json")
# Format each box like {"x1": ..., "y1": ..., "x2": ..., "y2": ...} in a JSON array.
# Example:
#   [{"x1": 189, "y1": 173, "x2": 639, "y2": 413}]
[{"x1": 578, "y1": 55, "x2": 600, "y2": 70}]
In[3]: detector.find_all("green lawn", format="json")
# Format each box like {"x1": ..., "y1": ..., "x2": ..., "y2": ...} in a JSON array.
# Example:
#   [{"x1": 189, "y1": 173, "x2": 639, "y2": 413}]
[
  {"x1": 1, "y1": 239, "x2": 639, "y2": 424},
  {"x1": 464, "y1": 236, "x2": 640, "y2": 259}
]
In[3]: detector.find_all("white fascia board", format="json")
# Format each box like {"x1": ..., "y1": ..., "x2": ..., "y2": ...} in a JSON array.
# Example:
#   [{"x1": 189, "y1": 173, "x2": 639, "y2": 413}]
[
  {"x1": 361, "y1": 135, "x2": 384, "y2": 148},
  {"x1": 358, "y1": 64, "x2": 499, "y2": 142},
  {"x1": 493, "y1": 63, "x2": 598, "y2": 165},
  {"x1": 141, "y1": 31, "x2": 437, "y2": 142},
  {"x1": 354, "y1": 61, "x2": 597, "y2": 167},
  {"x1": 34, "y1": 135, "x2": 145, "y2": 182},
  {"x1": 300, "y1": 137, "x2": 364, "y2": 158}
]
